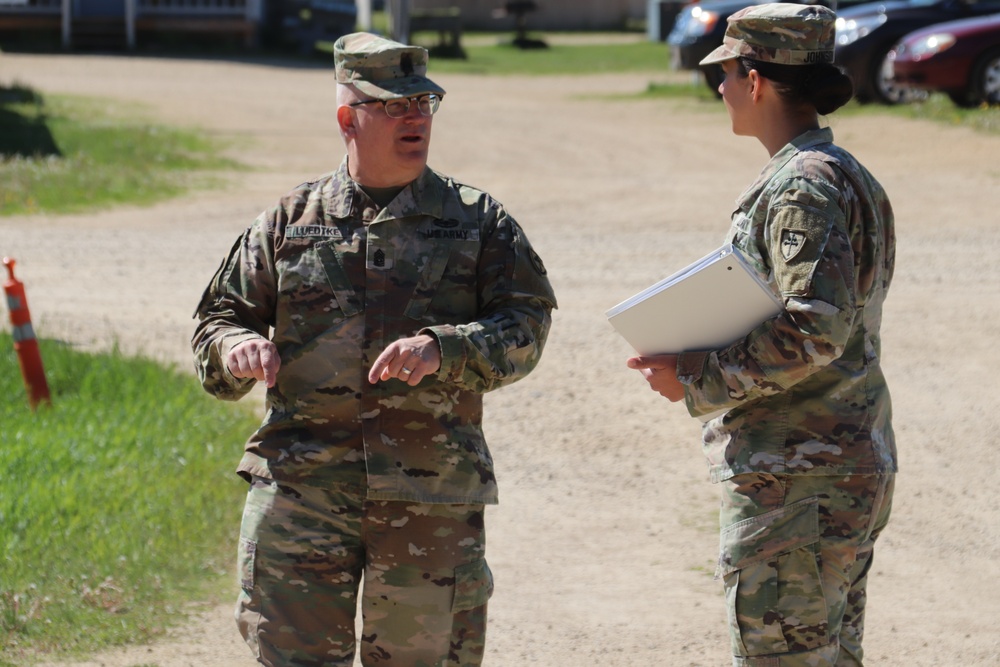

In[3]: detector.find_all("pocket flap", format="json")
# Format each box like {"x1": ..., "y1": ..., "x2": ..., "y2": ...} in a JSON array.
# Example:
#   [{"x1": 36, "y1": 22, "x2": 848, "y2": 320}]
[
  {"x1": 452, "y1": 558, "x2": 494, "y2": 613},
  {"x1": 717, "y1": 497, "x2": 819, "y2": 578}
]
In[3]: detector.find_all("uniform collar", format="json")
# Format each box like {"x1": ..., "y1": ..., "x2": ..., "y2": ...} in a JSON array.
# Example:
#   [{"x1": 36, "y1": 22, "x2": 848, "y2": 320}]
[
  {"x1": 323, "y1": 158, "x2": 444, "y2": 221},
  {"x1": 736, "y1": 127, "x2": 834, "y2": 210}
]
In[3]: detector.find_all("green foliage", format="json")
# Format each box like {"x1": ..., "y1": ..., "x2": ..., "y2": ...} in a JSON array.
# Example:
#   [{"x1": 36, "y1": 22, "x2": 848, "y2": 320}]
[
  {"x1": 317, "y1": 37, "x2": 673, "y2": 76},
  {"x1": 0, "y1": 89, "x2": 240, "y2": 216},
  {"x1": 0, "y1": 333, "x2": 258, "y2": 662}
]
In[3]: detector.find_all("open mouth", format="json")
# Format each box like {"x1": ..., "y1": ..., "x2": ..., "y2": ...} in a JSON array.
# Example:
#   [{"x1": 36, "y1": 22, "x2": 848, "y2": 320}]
[{"x1": 400, "y1": 134, "x2": 424, "y2": 144}]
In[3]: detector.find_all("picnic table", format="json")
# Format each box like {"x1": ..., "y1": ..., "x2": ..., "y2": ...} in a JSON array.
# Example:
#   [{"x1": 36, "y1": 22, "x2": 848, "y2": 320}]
[{"x1": 492, "y1": 1, "x2": 547, "y2": 49}]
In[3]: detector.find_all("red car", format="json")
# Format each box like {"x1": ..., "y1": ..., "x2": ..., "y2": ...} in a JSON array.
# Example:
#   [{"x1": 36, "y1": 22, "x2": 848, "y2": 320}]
[{"x1": 891, "y1": 12, "x2": 1000, "y2": 107}]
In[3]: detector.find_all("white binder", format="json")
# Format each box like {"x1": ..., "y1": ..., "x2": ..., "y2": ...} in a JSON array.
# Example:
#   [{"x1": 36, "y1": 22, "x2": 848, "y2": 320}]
[{"x1": 606, "y1": 244, "x2": 783, "y2": 356}]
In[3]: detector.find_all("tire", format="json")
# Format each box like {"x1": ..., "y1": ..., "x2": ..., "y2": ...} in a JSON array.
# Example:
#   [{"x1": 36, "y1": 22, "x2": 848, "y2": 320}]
[
  {"x1": 947, "y1": 90, "x2": 979, "y2": 109},
  {"x1": 970, "y1": 47, "x2": 1000, "y2": 106},
  {"x1": 869, "y1": 44, "x2": 928, "y2": 105}
]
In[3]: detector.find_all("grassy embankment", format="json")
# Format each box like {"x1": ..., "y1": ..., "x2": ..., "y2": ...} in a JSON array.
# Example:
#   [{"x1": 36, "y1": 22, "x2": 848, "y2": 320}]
[
  {"x1": 0, "y1": 334, "x2": 259, "y2": 666},
  {"x1": 0, "y1": 84, "x2": 238, "y2": 216}
]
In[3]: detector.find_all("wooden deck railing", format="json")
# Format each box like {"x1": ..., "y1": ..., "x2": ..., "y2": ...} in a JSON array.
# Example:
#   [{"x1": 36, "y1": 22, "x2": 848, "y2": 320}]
[
  {"x1": 126, "y1": 0, "x2": 261, "y2": 48},
  {"x1": 0, "y1": 0, "x2": 61, "y2": 14},
  {"x1": 1, "y1": 0, "x2": 259, "y2": 48},
  {"x1": 133, "y1": 0, "x2": 260, "y2": 16}
]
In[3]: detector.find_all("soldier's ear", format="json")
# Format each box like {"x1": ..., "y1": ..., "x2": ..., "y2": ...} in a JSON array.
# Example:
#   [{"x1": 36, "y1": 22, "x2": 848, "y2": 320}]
[
  {"x1": 337, "y1": 105, "x2": 356, "y2": 137},
  {"x1": 748, "y1": 69, "x2": 762, "y2": 102}
]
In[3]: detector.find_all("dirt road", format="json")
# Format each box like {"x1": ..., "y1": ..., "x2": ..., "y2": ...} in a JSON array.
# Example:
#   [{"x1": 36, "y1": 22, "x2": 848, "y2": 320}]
[{"x1": 3, "y1": 51, "x2": 999, "y2": 666}]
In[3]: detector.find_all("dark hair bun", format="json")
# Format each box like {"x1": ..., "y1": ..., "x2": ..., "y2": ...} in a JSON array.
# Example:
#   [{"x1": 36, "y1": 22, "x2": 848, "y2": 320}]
[{"x1": 804, "y1": 64, "x2": 854, "y2": 115}]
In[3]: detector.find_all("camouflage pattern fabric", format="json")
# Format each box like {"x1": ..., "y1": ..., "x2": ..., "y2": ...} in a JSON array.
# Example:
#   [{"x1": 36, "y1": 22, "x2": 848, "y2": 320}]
[
  {"x1": 237, "y1": 476, "x2": 491, "y2": 666},
  {"x1": 675, "y1": 127, "x2": 897, "y2": 483},
  {"x1": 334, "y1": 32, "x2": 446, "y2": 100},
  {"x1": 717, "y1": 472, "x2": 894, "y2": 666},
  {"x1": 700, "y1": 4, "x2": 836, "y2": 67},
  {"x1": 192, "y1": 159, "x2": 556, "y2": 504}
]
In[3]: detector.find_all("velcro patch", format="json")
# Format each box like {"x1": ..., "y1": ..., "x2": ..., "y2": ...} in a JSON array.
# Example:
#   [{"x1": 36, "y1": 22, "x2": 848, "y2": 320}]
[
  {"x1": 781, "y1": 229, "x2": 808, "y2": 261},
  {"x1": 286, "y1": 225, "x2": 343, "y2": 239}
]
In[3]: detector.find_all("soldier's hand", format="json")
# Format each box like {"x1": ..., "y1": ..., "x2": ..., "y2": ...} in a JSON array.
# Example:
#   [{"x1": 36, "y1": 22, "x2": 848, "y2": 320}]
[
  {"x1": 627, "y1": 354, "x2": 685, "y2": 402},
  {"x1": 227, "y1": 339, "x2": 281, "y2": 388},
  {"x1": 369, "y1": 334, "x2": 442, "y2": 387}
]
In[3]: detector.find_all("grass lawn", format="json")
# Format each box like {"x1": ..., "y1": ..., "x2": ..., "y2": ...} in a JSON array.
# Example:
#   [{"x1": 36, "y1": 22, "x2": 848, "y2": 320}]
[
  {"x1": 0, "y1": 85, "x2": 239, "y2": 216},
  {"x1": 0, "y1": 334, "x2": 259, "y2": 665}
]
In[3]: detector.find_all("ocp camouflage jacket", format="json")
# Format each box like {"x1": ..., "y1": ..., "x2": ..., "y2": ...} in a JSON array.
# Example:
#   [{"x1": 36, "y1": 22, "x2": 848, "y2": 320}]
[
  {"x1": 192, "y1": 160, "x2": 556, "y2": 503},
  {"x1": 677, "y1": 128, "x2": 898, "y2": 482}
]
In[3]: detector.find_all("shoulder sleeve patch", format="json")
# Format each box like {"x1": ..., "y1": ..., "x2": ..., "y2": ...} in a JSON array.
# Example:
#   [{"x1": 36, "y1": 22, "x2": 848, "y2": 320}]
[{"x1": 768, "y1": 202, "x2": 833, "y2": 296}]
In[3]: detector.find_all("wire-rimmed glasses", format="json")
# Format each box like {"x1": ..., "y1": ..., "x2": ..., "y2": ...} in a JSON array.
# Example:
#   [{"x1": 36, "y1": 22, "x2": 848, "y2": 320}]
[{"x1": 348, "y1": 94, "x2": 443, "y2": 118}]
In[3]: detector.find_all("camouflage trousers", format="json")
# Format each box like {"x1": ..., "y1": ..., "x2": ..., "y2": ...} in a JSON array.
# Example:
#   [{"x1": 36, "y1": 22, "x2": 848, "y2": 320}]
[
  {"x1": 717, "y1": 473, "x2": 894, "y2": 667},
  {"x1": 236, "y1": 476, "x2": 493, "y2": 667}
]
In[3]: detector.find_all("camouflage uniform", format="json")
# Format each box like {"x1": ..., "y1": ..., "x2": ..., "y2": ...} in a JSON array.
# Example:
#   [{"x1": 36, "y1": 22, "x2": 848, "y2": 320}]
[
  {"x1": 192, "y1": 38, "x2": 555, "y2": 662},
  {"x1": 675, "y1": 126, "x2": 897, "y2": 667},
  {"x1": 679, "y1": 8, "x2": 898, "y2": 663}
]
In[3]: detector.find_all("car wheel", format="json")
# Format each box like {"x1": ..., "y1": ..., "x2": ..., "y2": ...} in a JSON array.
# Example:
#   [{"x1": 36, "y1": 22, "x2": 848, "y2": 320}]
[
  {"x1": 970, "y1": 47, "x2": 1000, "y2": 106},
  {"x1": 947, "y1": 91, "x2": 980, "y2": 108},
  {"x1": 870, "y1": 45, "x2": 928, "y2": 105}
]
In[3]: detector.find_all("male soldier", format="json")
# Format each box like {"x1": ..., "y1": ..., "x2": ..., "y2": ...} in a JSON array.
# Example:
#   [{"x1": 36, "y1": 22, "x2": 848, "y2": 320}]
[{"x1": 193, "y1": 32, "x2": 556, "y2": 667}]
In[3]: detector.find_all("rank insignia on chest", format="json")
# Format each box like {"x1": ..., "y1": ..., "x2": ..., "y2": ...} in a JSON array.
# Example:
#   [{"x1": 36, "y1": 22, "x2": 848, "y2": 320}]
[
  {"x1": 368, "y1": 247, "x2": 394, "y2": 270},
  {"x1": 781, "y1": 229, "x2": 807, "y2": 261}
]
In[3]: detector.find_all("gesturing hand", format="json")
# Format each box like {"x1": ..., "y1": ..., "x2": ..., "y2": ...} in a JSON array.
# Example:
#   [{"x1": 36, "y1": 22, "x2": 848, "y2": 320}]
[
  {"x1": 369, "y1": 334, "x2": 442, "y2": 387},
  {"x1": 627, "y1": 354, "x2": 685, "y2": 402},
  {"x1": 227, "y1": 339, "x2": 281, "y2": 388}
]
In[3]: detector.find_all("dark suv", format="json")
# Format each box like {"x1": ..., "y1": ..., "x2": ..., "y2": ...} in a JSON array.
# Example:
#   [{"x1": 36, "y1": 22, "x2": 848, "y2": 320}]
[{"x1": 667, "y1": 0, "x2": 873, "y2": 94}]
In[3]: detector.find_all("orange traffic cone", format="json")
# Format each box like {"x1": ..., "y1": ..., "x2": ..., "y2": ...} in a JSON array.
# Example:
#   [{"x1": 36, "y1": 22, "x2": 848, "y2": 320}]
[{"x1": 3, "y1": 257, "x2": 51, "y2": 410}]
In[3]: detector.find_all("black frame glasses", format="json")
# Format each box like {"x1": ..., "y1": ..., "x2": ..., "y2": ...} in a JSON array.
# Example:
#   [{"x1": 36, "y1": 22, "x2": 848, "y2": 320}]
[{"x1": 348, "y1": 94, "x2": 443, "y2": 118}]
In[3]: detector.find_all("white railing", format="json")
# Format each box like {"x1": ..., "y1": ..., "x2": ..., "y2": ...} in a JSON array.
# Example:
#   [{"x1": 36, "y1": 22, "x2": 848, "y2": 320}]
[
  {"x1": 0, "y1": 0, "x2": 60, "y2": 14},
  {"x1": 134, "y1": 0, "x2": 258, "y2": 16},
  {"x1": 1, "y1": 0, "x2": 260, "y2": 49},
  {"x1": 0, "y1": 0, "x2": 69, "y2": 49}
]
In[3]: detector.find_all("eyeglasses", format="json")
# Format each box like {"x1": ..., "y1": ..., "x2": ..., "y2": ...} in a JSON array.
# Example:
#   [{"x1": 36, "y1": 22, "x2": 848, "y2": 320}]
[{"x1": 348, "y1": 94, "x2": 443, "y2": 118}]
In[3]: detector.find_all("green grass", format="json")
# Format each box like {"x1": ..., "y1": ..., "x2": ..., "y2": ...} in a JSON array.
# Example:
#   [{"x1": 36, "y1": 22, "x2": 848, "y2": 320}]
[
  {"x1": 317, "y1": 36, "x2": 673, "y2": 76},
  {"x1": 0, "y1": 333, "x2": 259, "y2": 665},
  {"x1": 0, "y1": 86, "x2": 240, "y2": 216},
  {"x1": 842, "y1": 92, "x2": 1000, "y2": 135}
]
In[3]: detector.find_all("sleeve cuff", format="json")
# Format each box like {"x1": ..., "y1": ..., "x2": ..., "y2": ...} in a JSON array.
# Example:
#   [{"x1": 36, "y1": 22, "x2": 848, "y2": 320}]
[
  {"x1": 676, "y1": 350, "x2": 708, "y2": 385},
  {"x1": 419, "y1": 325, "x2": 467, "y2": 383}
]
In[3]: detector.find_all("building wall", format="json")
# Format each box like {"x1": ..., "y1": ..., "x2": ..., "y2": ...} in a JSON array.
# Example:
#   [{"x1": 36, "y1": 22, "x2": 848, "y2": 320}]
[{"x1": 412, "y1": 0, "x2": 647, "y2": 31}]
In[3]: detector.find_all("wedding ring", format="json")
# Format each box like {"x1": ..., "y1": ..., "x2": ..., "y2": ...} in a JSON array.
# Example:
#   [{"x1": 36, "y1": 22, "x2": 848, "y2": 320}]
[{"x1": 401, "y1": 367, "x2": 413, "y2": 375}]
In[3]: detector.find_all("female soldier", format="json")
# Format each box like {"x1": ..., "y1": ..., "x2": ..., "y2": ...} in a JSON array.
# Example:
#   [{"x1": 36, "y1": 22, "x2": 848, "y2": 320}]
[{"x1": 628, "y1": 5, "x2": 897, "y2": 665}]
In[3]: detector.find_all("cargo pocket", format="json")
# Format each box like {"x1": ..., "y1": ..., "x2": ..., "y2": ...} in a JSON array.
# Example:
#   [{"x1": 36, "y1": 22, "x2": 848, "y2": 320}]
[
  {"x1": 718, "y1": 497, "x2": 827, "y2": 658},
  {"x1": 238, "y1": 536, "x2": 257, "y2": 592},
  {"x1": 405, "y1": 244, "x2": 452, "y2": 321},
  {"x1": 452, "y1": 558, "x2": 494, "y2": 613},
  {"x1": 316, "y1": 241, "x2": 361, "y2": 318}
]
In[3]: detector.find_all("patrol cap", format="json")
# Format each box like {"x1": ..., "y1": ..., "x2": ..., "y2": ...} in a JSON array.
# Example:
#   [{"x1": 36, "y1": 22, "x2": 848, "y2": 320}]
[
  {"x1": 699, "y1": 3, "x2": 836, "y2": 67},
  {"x1": 334, "y1": 32, "x2": 446, "y2": 100}
]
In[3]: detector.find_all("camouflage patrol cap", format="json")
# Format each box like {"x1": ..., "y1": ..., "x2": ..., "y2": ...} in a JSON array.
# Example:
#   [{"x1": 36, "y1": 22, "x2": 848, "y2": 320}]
[
  {"x1": 334, "y1": 32, "x2": 446, "y2": 100},
  {"x1": 699, "y1": 3, "x2": 836, "y2": 67}
]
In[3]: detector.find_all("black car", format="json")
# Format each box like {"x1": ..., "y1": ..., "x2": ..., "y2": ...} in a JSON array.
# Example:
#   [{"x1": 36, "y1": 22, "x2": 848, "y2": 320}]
[
  {"x1": 835, "y1": 0, "x2": 1000, "y2": 103},
  {"x1": 667, "y1": 0, "x2": 871, "y2": 94}
]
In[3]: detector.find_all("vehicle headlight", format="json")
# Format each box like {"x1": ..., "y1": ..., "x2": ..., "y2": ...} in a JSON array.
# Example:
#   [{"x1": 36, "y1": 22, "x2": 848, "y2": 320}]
[
  {"x1": 905, "y1": 33, "x2": 957, "y2": 60},
  {"x1": 835, "y1": 14, "x2": 887, "y2": 47},
  {"x1": 686, "y1": 6, "x2": 720, "y2": 38}
]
